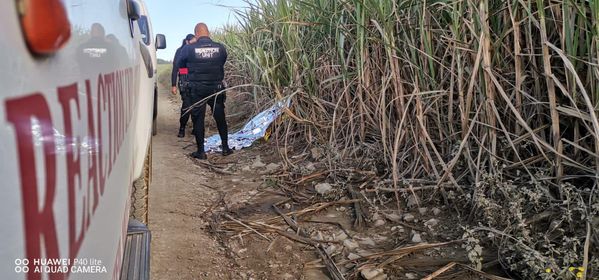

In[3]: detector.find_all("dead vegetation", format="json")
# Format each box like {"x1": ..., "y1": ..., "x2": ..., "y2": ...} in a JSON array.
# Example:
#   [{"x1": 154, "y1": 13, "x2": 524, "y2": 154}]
[
  {"x1": 207, "y1": 154, "x2": 515, "y2": 279},
  {"x1": 212, "y1": 0, "x2": 599, "y2": 278}
]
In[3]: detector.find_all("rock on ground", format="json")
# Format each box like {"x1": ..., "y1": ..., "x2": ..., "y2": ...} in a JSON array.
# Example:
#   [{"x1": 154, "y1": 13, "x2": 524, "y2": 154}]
[
  {"x1": 407, "y1": 195, "x2": 419, "y2": 208},
  {"x1": 411, "y1": 232, "x2": 423, "y2": 243},
  {"x1": 347, "y1": 253, "x2": 361, "y2": 260},
  {"x1": 315, "y1": 183, "x2": 333, "y2": 195},
  {"x1": 406, "y1": 273, "x2": 418, "y2": 279},
  {"x1": 374, "y1": 219, "x2": 386, "y2": 227},
  {"x1": 325, "y1": 245, "x2": 338, "y2": 255},
  {"x1": 358, "y1": 238, "x2": 376, "y2": 247},
  {"x1": 425, "y1": 218, "x2": 439, "y2": 228},
  {"x1": 334, "y1": 231, "x2": 348, "y2": 242},
  {"x1": 343, "y1": 239, "x2": 360, "y2": 250},
  {"x1": 384, "y1": 213, "x2": 402, "y2": 223},
  {"x1": 361, "y1": 268, "x2": 384, "y2": 280}
]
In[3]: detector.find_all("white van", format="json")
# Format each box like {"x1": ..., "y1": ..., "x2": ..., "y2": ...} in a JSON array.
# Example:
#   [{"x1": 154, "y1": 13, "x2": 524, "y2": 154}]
[{"x1": 0, "y1": 0, "x2": 165, "y2": 279}]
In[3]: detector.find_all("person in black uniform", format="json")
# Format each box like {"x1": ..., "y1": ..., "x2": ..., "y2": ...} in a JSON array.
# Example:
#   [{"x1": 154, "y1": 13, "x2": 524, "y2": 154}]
[
  {"x1": 175, "y1": 23, "x2": 232, "y2": 159},
  {"x1": 76, "y1": 23, "x2": 117, "y2": 77},
  {"x1": 171, "y1": 34, "x2": 196, "y2": 137}
]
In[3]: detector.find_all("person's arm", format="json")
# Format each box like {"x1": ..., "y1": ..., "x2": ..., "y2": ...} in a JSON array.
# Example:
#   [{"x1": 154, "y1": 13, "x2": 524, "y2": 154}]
[
  {"x1": 171, "y1": 48, "x2": 182, "y2": 94},
  {"x1": 173, "y1": 46, "x2": 190, "y2": 94}
]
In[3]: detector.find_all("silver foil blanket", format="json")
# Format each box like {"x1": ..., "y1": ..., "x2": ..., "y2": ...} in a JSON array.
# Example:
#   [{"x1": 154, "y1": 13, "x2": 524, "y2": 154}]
[{"x1": 204, "y1": 97, "x2": 291, "y2": 153}]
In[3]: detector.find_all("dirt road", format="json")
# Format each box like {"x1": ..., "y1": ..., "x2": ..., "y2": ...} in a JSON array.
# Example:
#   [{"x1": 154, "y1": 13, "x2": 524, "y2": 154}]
[
  {"x1": 148, "y1": 86, "x2": 321, "y2": 280},
  {"x1": 149, "y1": 88, "x2": 235, "y2": 279}
]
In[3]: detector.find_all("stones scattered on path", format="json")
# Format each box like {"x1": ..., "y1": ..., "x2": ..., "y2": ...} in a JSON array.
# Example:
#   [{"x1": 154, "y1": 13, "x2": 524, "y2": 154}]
[
  {"x1": 223, "y1": 166, "x2": 450, "y2": 279},
  {"x1": 425, "y1": 218, "x2": 439, "y2": 228},
  {"x1": 312, "y1": 231, "x2": 324, "y2": 241},
  {"x1": 406, "y1": 272, "x2": 418, "y2": 279},
  {"x1": 315, "y1": 183, "x2": 333, "y2": 195},
  {"x1": 361, "y1": 268, "x2": 386, "y2": 280},
  {"x1": 358, "y1": 238, "x2": 376, "y2": 247},
  {"x1": 383, "y1": 213, "x2": 402, "y2": 223},
  {"x1": 343, "y1": 239, "x2": 360, "y2": 250},
  {"x1": 334, "y1": 231, "x2": 348, "y2": 242},
  {"x1": 391, "y1": 225, "x2": 405, "y2": 233},
  {"x1": 403, "y1": 213, "x2": 415, "y2": 222},
  {"x1": 407, "y1": 195, "x2": 419, "y2": 208},
  {"x1": 347, "y1": 253, "x2": 361, "y2": 261},
  {"x1": 325, "y1": 245, "x2": 339, "y2": 255},
  {"x1": 411, "y1": 232, "x2": 423, "y2": 243},
  {"x1": 304, "y1": 269, "x2": 331, "y2": 280}
]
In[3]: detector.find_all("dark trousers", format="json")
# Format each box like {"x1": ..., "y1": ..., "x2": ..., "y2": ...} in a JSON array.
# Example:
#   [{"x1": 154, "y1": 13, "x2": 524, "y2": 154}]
[
  {"x1": 189, "y1": 88, "x2": 228, "y2": 153},
  {"x1": 179, "y1": 90, "x2": 192, "y2": 130}
]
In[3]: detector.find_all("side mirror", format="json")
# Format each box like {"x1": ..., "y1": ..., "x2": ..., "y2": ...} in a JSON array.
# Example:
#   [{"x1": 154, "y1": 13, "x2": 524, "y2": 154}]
[
  {"x1": 128, "y1": 0, "x2": 141, "y2": 20},
  {"x1": 155, "y1": 34, "x2": 166, "y2": 50}
]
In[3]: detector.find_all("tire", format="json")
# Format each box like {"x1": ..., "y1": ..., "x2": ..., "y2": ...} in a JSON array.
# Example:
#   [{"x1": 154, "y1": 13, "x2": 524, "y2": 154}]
[
  {"x1": 130, "y1": 138, "x2": 152, "y2": 225},
  {"x1": 152, "y1": 118, "x2": 157, "y2": 136},
  {"x1": 152, "y1": 86, "x2": 158, "y2": 136}
]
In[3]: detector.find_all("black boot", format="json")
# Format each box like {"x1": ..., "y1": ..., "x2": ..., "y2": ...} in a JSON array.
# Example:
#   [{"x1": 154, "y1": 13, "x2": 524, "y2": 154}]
[
  {"x1": 221, "y1": 145, "x2": 233, "y2": 156},
  {"x1": 177, "y1": 128, "x2": 185, "y2": 138},
  {"x1": 190, "y1": 151, "x2": 207, "y2": 160}
]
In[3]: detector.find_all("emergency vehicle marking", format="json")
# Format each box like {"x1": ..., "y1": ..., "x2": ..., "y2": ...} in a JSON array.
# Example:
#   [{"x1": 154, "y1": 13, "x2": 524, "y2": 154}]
[
  {"x1": 82, "y1": 48, "x2": 108, "y2": 58},
  {"x1": 4, "y1": 67, "x2": 139, "y2": 280},
  {"x1": 195, "y1": 47, "x2": 220, "y2": 58}
]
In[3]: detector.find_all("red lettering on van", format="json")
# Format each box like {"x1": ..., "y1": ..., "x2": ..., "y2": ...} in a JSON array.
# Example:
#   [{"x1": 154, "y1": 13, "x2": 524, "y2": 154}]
[
  {"x1": 97, "y1": 74, "x2": 108, "y2": 195},
  {"x1": 57, "y1": 83, "x2": 86, "y2": 261},
  {"x1": 85, "y1": 80, "x2": 100, "y2": 213},
  {"x1": 5, "y1": 67, "x2": 137, "y2": 279},
  {"x1": 5, "y1": 93, "x2": 62, "y2": 280}
]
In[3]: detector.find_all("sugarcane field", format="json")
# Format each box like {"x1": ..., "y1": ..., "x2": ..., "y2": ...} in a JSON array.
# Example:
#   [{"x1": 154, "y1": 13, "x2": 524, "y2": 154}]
[
  {"x1": 0, "y1": 0, "x2": 598, "y2": 280},
  {"x1": 144, "y1": 0, "x2": 599, "y2": 279}
]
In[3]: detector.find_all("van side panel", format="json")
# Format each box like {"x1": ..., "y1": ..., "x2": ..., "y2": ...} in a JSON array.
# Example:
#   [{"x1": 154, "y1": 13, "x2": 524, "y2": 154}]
[{"x1": 0, "y1": 0, "x2": 154, "y2": 279}]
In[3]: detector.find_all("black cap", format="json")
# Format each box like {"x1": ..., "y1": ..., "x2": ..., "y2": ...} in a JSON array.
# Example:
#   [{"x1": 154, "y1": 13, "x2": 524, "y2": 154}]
[{"x1": 185, "y1": 34, "x2": 195, "y2": 41}]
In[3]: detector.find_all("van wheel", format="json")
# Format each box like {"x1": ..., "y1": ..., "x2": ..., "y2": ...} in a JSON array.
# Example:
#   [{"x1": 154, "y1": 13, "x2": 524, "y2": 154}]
[
  {"x1": 130, "y1": 139, "x2": 152, "y2": 225},
  {"x1": 152, "y1": 118, "x2": 157, "y2": 136},
  {"x1": 152, "y1": 86, "x2": 158, "y2": 136}
]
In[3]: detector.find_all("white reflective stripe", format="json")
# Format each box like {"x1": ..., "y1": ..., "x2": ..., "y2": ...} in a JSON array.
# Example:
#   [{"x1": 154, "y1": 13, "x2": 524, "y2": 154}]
[
  {"x1": 194, "y1": 47, "x2": 219, "y2": 54},
  {"x1": 83, "y1": 48, "x2": 108, "y2": 57},
  {"x1": 194, "y1": 47, "x2": 220, "y2": 58}
]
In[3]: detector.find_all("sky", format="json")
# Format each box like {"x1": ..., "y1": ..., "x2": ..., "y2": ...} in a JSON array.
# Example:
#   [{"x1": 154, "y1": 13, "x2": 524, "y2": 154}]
[{"x1": 145, "y1": 0, "x2": 249, "y2": 60}]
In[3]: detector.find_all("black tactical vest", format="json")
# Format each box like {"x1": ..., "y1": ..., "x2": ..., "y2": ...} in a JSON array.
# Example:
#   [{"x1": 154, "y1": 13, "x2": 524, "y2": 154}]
[{"x1": 185, "y1": 37, "x2": 226, "y2": 85}]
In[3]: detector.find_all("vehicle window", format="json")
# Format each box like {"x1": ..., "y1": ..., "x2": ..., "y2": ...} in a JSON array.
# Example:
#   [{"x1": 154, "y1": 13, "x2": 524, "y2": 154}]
[{"x1": 138, "y1": 15, "x2": 151, "y2": 45}]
